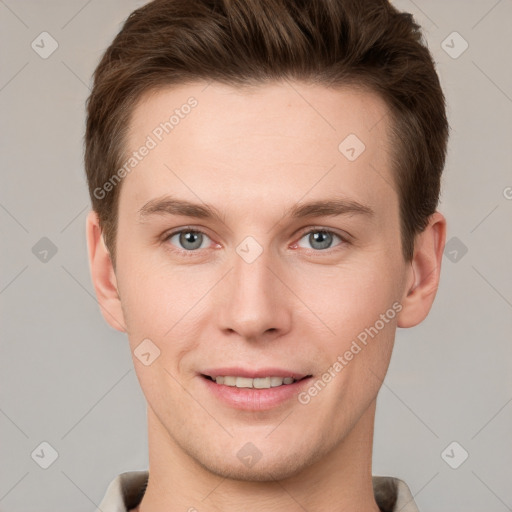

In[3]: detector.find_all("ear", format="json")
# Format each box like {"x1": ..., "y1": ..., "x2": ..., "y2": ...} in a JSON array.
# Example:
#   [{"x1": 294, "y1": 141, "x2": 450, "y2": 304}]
[
  {"x1": 397, "y1": 211, "x2": 446, "y2": 328},
  {"x1": 85, "y1": 210, "x2": 127, "y2": 333}
]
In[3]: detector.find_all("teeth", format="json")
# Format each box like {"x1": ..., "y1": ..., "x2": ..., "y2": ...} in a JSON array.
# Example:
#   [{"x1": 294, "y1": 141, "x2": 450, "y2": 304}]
[
  {"x1": 270, "y1": 376, "x2": 284, "y2": 387},
  {"x1": 213, "y1": 376, "x2": 298, "y2": 388},
  {"x1": 236, "y1": 377, "x2": 253, "y2": 388},
  {"x1": 254, "y1": 377, "x2": 270, "y2": 388}
]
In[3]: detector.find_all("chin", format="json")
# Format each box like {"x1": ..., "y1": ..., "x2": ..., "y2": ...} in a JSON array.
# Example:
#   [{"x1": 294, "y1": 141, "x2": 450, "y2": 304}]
[
  {"x1": 188, "y1": 441, "x2": 323, "y2": 483},
  {"x1": 202, "y1": 458, "x2": 306, "y2": 483}
]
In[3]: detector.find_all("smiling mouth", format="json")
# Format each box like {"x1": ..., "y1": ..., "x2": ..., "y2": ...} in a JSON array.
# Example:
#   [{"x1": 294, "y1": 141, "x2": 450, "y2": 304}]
[{"x1": 201, "y1": 374, "x2": 311, "y2": 389}]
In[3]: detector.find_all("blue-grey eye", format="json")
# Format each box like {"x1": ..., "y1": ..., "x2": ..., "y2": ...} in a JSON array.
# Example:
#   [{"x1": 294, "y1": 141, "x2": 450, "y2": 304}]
[
  {"x1": 297, "y1": 230, "x2": 342, "y2": 250},
  {"x1": 168, "y1": 230, "x2": 210, "y2": 251}
]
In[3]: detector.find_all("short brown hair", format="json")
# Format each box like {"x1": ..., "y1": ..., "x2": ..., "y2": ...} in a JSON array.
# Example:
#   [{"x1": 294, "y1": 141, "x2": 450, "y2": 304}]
[{"x1": 85, "y1": 0, "x2": 449, "y2": 268}]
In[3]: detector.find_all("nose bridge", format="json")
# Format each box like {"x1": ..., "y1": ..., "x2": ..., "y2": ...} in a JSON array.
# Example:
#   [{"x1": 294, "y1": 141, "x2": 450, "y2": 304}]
[{"x1": 216, "y1": 238, "x2": 290, "y2": 339}]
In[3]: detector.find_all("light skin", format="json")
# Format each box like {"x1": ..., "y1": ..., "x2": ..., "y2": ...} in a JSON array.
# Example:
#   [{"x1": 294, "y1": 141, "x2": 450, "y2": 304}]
[{"x1": 86, "y1": 81, "x2": 446, "y2": 512}]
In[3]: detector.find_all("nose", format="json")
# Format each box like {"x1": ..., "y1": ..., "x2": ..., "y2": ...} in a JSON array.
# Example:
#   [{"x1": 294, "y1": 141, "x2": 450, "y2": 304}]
[{"x1": 215, "y1": 243, "x2": 292, "y2": 342}]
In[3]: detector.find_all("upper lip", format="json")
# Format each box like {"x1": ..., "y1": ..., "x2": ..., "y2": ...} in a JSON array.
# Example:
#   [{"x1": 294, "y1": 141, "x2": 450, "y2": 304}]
[{"x1": 201, "y1": 367, "x2": 310, "y2": 380}]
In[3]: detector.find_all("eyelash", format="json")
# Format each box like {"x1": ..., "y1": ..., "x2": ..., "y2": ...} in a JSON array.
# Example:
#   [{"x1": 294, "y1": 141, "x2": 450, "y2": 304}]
[{"x1": 161, "y1": 226, "x2": 350, "y2": 257}]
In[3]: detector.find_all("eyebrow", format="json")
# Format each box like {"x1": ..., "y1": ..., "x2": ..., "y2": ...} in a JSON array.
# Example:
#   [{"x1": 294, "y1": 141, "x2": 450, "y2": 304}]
[{"x1": 137, "y1": 195, "x2": 374, "y2": 222}]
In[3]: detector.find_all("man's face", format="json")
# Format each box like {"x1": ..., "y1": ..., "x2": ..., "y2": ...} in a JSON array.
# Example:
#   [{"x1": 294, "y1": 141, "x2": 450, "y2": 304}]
[{"x1": 112, "y1": 81, "x2": 410, "y2": 480}]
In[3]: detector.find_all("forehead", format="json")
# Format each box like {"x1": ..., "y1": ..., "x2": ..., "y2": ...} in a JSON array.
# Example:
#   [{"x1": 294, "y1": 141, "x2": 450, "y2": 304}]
[{"x1": 121, "y1": 80, "x2": 396, "y2": 219}]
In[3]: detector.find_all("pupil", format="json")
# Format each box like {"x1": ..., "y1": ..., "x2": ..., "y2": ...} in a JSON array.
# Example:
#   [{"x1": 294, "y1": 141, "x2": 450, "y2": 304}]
[
  {"x1": 181, "y1": 231, "x2": 202, "y2": 250},
  {"x1": 310, "y1": 231, "x2": 331, "y2": 250}
]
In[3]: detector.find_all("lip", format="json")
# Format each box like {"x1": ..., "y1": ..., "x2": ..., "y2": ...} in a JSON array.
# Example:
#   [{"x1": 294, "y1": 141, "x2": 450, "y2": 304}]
[
  {"x1": 201, "y1": 367, "x2": 308, "y2": 379},
  {"x1": 199, "y1": 368, "x2": 312, "y2": 411}
]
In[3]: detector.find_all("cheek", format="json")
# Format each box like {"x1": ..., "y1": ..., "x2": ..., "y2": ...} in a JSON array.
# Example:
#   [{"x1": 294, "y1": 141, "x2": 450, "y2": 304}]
[
  {"x1": 117, "y1": 258, "x2": 218, "y2": 373},
  {"x1": 117, "y1": 249, "x2": 199, "y2": 329},
  {"x1": 290, "y1": 259, "x2": 400, "y2": 405},
  {"x1": 291, "y1": 261, "x2": 399, "y2": 340}
]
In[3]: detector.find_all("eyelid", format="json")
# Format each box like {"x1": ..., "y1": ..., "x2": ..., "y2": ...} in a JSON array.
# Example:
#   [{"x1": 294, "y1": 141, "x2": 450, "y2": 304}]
[{"x1": 295, "y1": 225, "x2": 351, "y2": 241}]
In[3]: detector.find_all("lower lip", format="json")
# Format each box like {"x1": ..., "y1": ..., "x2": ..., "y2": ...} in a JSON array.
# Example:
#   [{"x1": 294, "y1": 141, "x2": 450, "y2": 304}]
[{"x1": 200, "y1": 375, "x2": 312, "y2": 411}]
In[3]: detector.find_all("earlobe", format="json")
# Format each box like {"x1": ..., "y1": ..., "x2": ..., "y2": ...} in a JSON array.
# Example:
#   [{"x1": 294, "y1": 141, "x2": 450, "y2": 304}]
[
  {"x1": 85, "y1": 210, "x2": 127, "y2": 333},
  {"x1": 397, "y1": 211, "x2": 446, "y2": 328}
]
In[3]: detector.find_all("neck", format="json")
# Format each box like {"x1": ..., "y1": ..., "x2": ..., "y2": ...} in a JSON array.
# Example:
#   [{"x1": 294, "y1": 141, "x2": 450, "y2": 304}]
[{"x1": 135, "y1": 400, "x2": 380, "y2": 512}]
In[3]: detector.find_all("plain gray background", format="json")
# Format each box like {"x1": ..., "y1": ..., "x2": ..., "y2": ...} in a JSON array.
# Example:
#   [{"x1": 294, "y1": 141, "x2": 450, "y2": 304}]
[{"x1": 1, "y1": 0, "x2": 511, "y2": 510}]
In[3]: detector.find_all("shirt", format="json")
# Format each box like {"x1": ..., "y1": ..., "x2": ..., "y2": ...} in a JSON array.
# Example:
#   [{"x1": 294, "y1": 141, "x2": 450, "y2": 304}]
[{"x1": 98, "y1": 470, "x2": 420, "y2": 512}]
